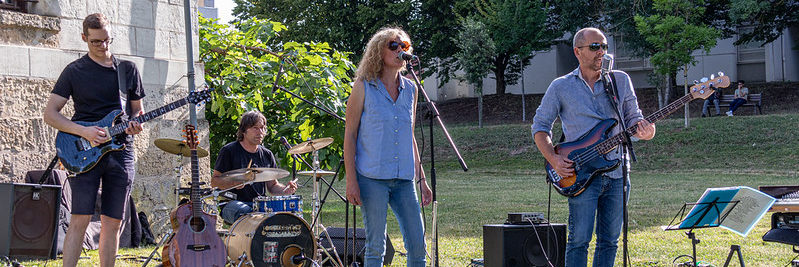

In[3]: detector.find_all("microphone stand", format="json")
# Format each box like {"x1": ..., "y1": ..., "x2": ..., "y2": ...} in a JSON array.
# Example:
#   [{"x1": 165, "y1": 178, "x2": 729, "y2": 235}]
[
  {"x1": 602, "y1": 70, "x2": 636, "y2": 267},
  {"x1": 405, "y1": 57, "x2": 468, "y2": 267}
]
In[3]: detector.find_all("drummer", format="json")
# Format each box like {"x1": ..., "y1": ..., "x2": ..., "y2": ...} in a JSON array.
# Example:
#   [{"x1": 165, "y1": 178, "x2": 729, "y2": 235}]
[{"x1": 212, "y1": 110, "x2": 298, "y2": 225}]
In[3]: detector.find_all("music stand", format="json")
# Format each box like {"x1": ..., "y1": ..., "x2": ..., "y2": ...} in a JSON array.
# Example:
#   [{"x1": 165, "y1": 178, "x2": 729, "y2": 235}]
[{"x1": 663, "y1": 189, "x2": 740, "y2": 267}]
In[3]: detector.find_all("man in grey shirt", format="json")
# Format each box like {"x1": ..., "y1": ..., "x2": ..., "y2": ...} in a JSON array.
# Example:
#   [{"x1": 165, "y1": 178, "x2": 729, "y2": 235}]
[{"x1": 532, "y1": 27, "x2": 656, "y2": 267}]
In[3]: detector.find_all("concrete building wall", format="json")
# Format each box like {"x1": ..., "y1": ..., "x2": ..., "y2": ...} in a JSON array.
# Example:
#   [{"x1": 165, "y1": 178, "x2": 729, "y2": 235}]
[{"x1": 0, "y1": 0, "x2": 207, "y2": 237}]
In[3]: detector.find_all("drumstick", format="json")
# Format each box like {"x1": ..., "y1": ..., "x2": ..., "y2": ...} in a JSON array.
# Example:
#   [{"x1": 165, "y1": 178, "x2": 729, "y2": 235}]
[{"x1": 282, "y1": 178, "x2": 298, "y2": 192}]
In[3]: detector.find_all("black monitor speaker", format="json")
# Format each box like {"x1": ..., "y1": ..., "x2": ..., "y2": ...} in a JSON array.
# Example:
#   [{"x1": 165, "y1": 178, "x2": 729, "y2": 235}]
[
  {"x1": 0, "y1": 183, "x2": 62, "y2": 260},
  {"x1": 483, "y1": 223, "x2": 566, "y2": 267},
  {"x1": 318, "y1": 227, "x2": 394, "y2": 266}
]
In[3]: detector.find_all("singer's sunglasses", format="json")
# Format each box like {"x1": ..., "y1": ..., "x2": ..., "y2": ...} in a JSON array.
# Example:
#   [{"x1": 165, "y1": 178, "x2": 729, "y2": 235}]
[
  {"x1": 388, "y1": 41, "x2": 411, "y2": 52},
  {"x1": 578, "y1": 43, "x2": 608, "y2": 52}
]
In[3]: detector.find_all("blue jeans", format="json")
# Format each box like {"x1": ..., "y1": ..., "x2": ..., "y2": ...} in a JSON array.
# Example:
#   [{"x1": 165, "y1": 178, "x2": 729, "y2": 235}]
[
  {"x1": 702, "y1": 99, "x2": 720, "y2": 116},
  {"x1": 221, "y1": 200, "x2": 253, "y2": 225},
  {"x1": 566, "y1": 175, "x2": 629, "y2": 267},
  {"x1": 357, "y1": 172, "x2": 426, "y2": 267}
]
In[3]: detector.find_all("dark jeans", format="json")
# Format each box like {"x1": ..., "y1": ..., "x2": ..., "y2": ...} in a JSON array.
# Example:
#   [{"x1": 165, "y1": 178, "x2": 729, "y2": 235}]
[{"x1": 729, "y1": 98, "x2": 747, "y2": 113}]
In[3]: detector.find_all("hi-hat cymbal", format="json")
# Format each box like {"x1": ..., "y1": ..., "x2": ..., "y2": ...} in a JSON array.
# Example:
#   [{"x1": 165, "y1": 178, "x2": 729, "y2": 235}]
[
  {"x1": 296, "y1": 170, "x2": 336, "y2": 177},
  {"x1": 154, "y1": 138, "x2": 209, "y2": 157},
  {"x1": 287, "y1": 137, "x2": 334, "y2": 154},
  {"x1": 220, "y1": 167, "x2": 289, "y2": 183}
]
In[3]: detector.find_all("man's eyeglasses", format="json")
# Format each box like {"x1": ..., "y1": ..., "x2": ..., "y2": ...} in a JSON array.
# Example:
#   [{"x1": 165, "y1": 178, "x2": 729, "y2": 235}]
[
  {"x1": 388, "y1": 41, "x2": 410, "y2": 52},
  {"x1": 89, "y1": 38, "x2": 114, "y2": 47},
  {"x1": 578, "y1": 43, "x2": 608, "y2": 52}
]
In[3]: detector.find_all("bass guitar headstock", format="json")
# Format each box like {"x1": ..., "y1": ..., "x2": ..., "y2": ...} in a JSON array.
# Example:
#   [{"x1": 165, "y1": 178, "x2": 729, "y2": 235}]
[{"x1": 690, "y1": 72, "x2": 730, "y2": 100}]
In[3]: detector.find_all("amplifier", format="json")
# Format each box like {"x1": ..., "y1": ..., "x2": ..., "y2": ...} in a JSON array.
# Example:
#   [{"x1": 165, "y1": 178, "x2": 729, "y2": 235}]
[
  {"x1": 506, "y1": 212, "x2": 547, "y2": 225},
  {"x1": 763, "y1": 212, "x2": 799, "y2": 246}
]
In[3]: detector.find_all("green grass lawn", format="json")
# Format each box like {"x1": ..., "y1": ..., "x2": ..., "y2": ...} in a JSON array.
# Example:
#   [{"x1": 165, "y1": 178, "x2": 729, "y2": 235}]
[{"x1": 19, "y1": 114, "x2": 799, "y2": 266}]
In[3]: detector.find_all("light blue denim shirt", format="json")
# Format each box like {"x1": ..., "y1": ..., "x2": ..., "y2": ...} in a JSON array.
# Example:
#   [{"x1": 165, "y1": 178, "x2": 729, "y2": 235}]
[
  {"x1": 531, "y1": 68, "x2": 644, "y2": 178},
  {"x1": 355, "y1": 76, "x2": 416, "y2": 180}
]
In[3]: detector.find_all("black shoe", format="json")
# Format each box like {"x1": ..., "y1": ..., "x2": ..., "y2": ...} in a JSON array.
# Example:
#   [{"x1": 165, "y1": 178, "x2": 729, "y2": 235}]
[{"x1": 701, "y1": 114, "x2": 706, "y2": 117}]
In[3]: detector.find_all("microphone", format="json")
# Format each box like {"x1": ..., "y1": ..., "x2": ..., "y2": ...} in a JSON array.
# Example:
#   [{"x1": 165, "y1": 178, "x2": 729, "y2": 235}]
[
  {"x1": 271, "y1": 61, "x2": 285, "y2": 94},
  {"x1": 600, "y1": 53, "x2": 614, "y2": 78},
  {"x1": 397, "y1": 50, "x2": 417, "y2": 61}
]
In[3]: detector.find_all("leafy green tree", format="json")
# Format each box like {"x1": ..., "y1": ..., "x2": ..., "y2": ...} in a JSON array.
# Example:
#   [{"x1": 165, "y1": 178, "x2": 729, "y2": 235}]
[
  {"x1": 454, "y1": 18, "x2": 496, "y2": 128},
  {"x1": 730, "y1": 0, "x2": 799, "y2": 46},
  {"x1": 199, "y1": 16, "x2": 355, "y2": 170},
  {"x1": 634, "y1": 0, "x2": 720, "y2": 107},
  {"x1": 472, "y1": 0, "x2": 561, "y2": 94},
  {"x1": 232, "y1": 0, "x2": 414, "y2": 66}
]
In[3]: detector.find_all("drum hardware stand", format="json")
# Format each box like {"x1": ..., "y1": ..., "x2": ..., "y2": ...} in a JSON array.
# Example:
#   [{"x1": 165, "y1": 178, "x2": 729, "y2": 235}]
[
  {"x1": 140, "y1": 228, "x2": 174, "y2": 267},
  {"x1": 406, "y1": 57, "x2": 469, "y2": 267},
  {"x1": 172, "y1": 154, "x2": 185, "y2": 209}
]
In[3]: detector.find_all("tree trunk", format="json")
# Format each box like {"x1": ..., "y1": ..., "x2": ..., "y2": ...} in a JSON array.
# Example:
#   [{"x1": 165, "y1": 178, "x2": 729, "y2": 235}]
[
  {"x1": 664, "y1": 75, "x2": 672, "y2": 106},
  {"x1": 478, "y1": 85, "x2": 483, "y2": 129},
  {"x1": 493, "y1": 55, "x2": 508, "y2": 95}
]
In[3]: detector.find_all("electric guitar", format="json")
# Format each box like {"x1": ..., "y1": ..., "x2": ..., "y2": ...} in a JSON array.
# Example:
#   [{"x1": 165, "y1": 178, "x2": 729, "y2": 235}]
[
  {"x1": 55, "y1": 88, "x2": 212, "y2": 173},
  {"x1": 162, "y1": 125, "x2": 227, "y2": 267},
  {"x1": 545, "y1": 73, "x2": 730, "y2": 197}
]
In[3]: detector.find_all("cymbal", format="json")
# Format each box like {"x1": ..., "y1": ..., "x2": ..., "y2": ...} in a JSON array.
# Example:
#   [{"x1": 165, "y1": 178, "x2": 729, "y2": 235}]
[
  {"x1": 296, "y1": 170, "x2": 336, "y2": 177},
  {"x1": 220, "y1": 167, "x2": 289, "y2": 183},
  {"x1": 154, "y1": 138, "x2": 209, "y2": 157},
  {"x1": 287, "y1": 137, "x2": 334, "y2": 154}
]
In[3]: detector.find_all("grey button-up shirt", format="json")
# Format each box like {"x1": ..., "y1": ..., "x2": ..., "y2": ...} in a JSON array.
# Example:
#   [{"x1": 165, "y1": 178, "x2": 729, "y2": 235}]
[{"x1": 531, "y1": 67, "x2": 644, "y2": 178}]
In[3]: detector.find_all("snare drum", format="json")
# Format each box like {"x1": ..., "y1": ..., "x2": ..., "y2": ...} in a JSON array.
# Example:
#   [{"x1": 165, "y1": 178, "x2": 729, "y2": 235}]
[
  {"x1": 226, "y1": 212, "x2": 317, "y2": 267},
  {"x1": 253, "y1": 195, "x2": 303, "y2": 217}
]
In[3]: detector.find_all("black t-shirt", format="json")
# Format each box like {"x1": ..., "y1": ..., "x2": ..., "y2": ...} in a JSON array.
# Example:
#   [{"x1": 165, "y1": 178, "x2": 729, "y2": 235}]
[
  {"x1": 214, "y1": 141, "x2": 277, "y2": 202},
  {"x1": 52, "y1": 55, "x2": 145, "y2": 122}
]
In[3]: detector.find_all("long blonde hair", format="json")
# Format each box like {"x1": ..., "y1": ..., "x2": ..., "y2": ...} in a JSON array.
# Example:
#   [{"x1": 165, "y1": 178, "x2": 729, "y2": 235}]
[{"x1": 355, "y1": 27, "x2": 413, "y2": 81}]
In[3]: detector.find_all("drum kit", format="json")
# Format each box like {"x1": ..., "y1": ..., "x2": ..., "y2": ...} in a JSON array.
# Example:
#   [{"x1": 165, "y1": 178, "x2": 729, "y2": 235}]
[{"x1": 144, "y1": 137, "x2": 351, "y2": 267}]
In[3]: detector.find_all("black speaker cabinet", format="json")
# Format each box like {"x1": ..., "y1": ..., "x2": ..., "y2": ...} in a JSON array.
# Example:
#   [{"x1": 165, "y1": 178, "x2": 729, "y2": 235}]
[
  {"x1": 318, "y1": 227, "x2": 394, "y2": 266},
  {"x1": 483, "y1": 223, "x2": 566, "y2": 267},
  {"x1": 0, "y1": 183, "x2": 62, "y2": 260}
]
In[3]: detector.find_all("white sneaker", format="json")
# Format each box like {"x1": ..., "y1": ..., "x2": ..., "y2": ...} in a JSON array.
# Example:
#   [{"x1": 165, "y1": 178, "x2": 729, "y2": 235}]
[{"x1": 726, "y1": 111, "x2": 733, "y2": 116}]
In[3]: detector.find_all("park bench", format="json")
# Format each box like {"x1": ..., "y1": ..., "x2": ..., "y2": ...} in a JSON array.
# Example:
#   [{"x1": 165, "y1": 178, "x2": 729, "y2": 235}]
[{"x1": 717, "y1": 93, "x2": 763, "y2": 115}]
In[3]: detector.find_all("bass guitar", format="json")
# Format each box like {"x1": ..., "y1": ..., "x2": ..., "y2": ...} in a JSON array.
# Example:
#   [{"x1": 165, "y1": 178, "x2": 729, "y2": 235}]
[
  {"x1": 545, "y1": 73, "x2": 730, "y2": 197},
  {"x1": 162, "y1": 124, "x2": 227, "y2": 267},
  {"x1": 55, "y1": 89, "x2": 212, "y2": 173}
]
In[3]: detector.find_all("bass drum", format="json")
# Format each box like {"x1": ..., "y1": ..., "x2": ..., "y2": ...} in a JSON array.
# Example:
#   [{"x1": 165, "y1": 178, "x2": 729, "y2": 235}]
[{"x1": 226, "y1": 212, "x2": 317, "y2": 267}]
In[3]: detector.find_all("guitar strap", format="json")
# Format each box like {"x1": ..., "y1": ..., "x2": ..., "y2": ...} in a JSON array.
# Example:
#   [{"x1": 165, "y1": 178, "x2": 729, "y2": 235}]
[
  {"x1": 114, "y1": 55, "x2": 132, "y2": 119},
  {"x1": 608, "y1": 72, "x2": 621, "y2": 118}
]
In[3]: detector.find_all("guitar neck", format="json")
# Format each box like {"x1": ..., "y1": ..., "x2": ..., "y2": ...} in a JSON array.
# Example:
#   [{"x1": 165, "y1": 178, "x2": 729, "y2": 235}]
[
  {"x1": 597, "y1": 93, "x2": 696, "y2": 153},
  {"x1": 108, "y1": 97, "x2": 190, "y2": 136},
  {"x1": 190, "y1": 149, "x2": 201, "y2": 216}
]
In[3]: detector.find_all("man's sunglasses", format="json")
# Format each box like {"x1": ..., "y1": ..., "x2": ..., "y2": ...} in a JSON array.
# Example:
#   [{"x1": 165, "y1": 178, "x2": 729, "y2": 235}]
[
  {"x1": 578, "y1": 43, "x2": 608, "y2": 52},
  {"x1": 388, "y1": 41, "x2": 410, "y2": 52}
]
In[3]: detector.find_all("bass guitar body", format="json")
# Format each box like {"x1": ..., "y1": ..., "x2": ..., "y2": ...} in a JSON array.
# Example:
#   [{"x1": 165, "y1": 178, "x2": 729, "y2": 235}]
[
  {"x1": 545, "y1": 119, "x2": 621, "y2": 197},
  {"x1": 162, "y1": 203, "x2": 227, "y2": 267}
]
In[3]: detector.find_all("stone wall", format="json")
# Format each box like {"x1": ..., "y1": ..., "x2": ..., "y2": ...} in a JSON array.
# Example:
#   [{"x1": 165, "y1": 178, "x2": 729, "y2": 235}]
[{"x1": 0, "y1": 1, "x2": 208, "y2": 237}]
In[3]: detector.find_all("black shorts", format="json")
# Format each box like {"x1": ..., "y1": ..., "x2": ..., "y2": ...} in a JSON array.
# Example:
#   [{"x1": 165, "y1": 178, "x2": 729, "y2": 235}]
[{"x1": 68, "y1": 150, "x2": 135, "y2": 220}]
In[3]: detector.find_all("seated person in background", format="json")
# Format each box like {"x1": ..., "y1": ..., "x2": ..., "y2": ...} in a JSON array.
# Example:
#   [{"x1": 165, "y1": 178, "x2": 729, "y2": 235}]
[
  {"x1": 702, "y1": 85, "x2": 722, "y2": 117},
  {"x1": 726, "y1": 80, "x2": 748, "y2": 116},
  {"x1": 212, "y1": 110, "x2": 297, "y2": 225}
]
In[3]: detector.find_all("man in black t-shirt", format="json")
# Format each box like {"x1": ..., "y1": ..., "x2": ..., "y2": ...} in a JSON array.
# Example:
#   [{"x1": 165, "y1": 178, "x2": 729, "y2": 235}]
[
  {"x1": 212, "y1": 110, "x2": 298, "y2": 224},
  {"x1": 43, "y1": 13, "x2": 145, "y2": 267}
]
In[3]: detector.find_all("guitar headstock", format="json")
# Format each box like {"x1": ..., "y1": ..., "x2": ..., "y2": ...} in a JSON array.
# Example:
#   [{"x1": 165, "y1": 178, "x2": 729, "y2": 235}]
[
  {"x1": 182, "y1": 124, "x2": 198, "y2": 150},
  {"x1": 187, "y1": 87, "x2": 214, "y2": 105},
  {"x1": 689, "y1": 72, "x2": 730, "y2": 100}
]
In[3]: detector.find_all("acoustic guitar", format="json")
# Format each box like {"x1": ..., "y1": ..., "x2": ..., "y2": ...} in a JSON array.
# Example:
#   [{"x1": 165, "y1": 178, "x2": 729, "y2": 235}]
[{"x1": 162, "y1": 125, "x2": 226, "y2": 267}]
